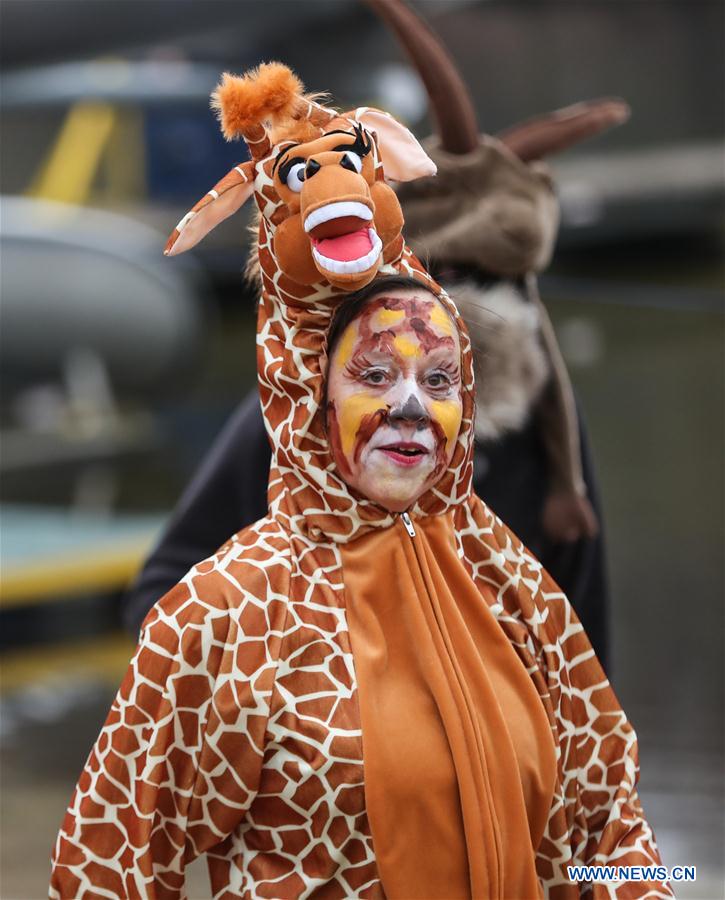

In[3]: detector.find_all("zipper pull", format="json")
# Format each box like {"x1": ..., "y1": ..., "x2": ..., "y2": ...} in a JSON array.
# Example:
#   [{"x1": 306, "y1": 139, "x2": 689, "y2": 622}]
[{"x1": 400, "y1": 512, "x2": 416, "y2": 537}]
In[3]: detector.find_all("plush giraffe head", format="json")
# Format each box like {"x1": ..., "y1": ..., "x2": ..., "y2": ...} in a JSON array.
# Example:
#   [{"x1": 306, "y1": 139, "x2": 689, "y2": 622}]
[{"x1": 165, "y1": 62, "x2": 436, "y2": 292}]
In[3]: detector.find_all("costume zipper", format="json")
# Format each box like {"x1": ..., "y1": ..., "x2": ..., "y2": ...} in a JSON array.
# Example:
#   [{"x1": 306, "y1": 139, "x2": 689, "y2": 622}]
[
  {"x1": 399, "y1": 509, "x2": 503, "y2": 892},
  {"x1": 400, "y1": 512, "x2": 416, "y2": 537}
]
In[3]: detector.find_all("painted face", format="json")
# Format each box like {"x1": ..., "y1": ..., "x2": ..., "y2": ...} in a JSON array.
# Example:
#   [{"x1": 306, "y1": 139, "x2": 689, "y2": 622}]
[{"x1": 326, "y1": 289, "x2": 463, "y2": 513}]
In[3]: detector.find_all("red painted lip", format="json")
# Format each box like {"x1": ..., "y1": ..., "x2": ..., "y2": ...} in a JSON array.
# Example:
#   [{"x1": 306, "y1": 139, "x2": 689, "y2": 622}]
[{"x1": 376, "y1": 442, "x2": 429, "y2": 467}]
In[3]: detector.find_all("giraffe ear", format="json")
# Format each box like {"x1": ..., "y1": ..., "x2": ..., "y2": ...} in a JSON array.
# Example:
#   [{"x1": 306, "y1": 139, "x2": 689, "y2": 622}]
[
  {"x1": 164, "y1": 160, "x2": 256, "y2": 256},
  {"x1": 353, "y1": 108, "x2": 437, "y2": 183}
]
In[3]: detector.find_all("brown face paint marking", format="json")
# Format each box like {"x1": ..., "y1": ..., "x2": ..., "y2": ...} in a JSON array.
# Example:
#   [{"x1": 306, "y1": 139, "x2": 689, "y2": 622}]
[
  {"x1": 327, "y1": 401, "x2": 390, "y2": 476},
  {"x1": 326, "y1": 402, "x2": 353, "y2": 479},
  {"x1": 346, "y1": 295, "x2": 457, "y2": 373},
  {"x1": 430, "y1": 419, "x2": 452, "y2": 478},
  {"x1": 353, "y1": 408, "x2": 389, "y2": 464}
]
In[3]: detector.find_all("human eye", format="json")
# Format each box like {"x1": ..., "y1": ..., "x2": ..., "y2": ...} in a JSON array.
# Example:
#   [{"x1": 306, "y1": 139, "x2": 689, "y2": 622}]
[
  {"x1": 344, "y1": 353, "x2": 393, "y2": 387},
  {"x1": 361, "y1": 368, "x2": 388, "y2": 386},
  {"x1": 424, "y1": 370, "x2": 452, "y2": 390}
]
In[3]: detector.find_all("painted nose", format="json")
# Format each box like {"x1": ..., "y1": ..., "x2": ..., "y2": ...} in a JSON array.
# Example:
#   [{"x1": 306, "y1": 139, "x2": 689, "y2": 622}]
[
  {"x1": 389, "y1": 394, "x2": 429, "y2": 427},
  {"x1": 305, "y1": 159, "x2": 321, "y2": 179}
]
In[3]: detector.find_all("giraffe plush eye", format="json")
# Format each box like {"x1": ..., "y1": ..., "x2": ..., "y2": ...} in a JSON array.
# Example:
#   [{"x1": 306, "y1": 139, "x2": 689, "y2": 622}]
[
  {"x1": 285, "y1": 162, "x2": 306, "y2": 192},
  {"x1": 341, "y1": 151, "x2": 363, "y2": 174}
]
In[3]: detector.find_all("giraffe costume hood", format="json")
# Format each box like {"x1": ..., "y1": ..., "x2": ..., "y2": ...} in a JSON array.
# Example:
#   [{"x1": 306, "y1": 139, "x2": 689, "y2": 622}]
[{"x1": 51, "y1": 65, "x2": 669, "y2": 899}]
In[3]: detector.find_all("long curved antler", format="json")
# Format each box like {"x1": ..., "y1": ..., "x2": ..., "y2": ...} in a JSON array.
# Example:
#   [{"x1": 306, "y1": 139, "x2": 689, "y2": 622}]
[
  {"x1": 364, "y1": 0, "x2": 479, "y2": 155},
  {"x1": 365, "y1": 0, "x2": 629, "y2": 161},
  {"x1": 497, "y1": 97, "x2": 631, "y2": 162}
]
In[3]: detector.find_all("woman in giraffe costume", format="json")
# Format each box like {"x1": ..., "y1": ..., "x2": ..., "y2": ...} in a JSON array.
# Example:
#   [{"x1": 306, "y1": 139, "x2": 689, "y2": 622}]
[{"x1": 50, "y1": 64, "x2": 670, "y2": 899}]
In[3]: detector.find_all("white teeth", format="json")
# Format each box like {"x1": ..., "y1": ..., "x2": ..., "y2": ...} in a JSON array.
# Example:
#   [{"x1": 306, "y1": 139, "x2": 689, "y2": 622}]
[
  {"x1": 312, "y1": 229, "x2": 383, "y2": 275},
  {"x1": 303, "y1": 201, "x2": 373, "y2": 233}
]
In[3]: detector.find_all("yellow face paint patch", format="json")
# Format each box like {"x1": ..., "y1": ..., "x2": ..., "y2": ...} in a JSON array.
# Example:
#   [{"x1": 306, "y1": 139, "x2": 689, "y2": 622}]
[
  {"x1": 335, "y1": 322, "x2": 358, "y2": 369},
  {"x1": 375, "y1": 308, "x2": 405, "y2": 330},
  {"x1": 430, "y1": 399, "x2": 463, "y2": 450},
  {"x1": 430, "y1": 304, "x2": 453, "y2": 336},
  {"x1": 338, "y1": 393, "x2": 385, "y2": 457},
  {"x1": 393, "y1": 335, "x2": 422, "y2": 358}
]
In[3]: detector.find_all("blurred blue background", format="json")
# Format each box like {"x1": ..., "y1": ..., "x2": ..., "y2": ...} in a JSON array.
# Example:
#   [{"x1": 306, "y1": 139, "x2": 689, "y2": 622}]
[{"x1": 1, "y1": 1, "x2": 723, "y2": 897}]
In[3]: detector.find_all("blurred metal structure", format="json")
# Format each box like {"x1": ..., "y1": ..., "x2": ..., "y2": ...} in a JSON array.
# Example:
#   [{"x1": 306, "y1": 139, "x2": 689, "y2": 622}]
[
  {"x1": 554, "y1": 141, "x2": 725, "y2": 246},
  {"x1": 1, "y1": 196, "x2": 204, "y2": 392},
  {"x1": 0, "y1": 197, "x2": 207, "y2": 620}
]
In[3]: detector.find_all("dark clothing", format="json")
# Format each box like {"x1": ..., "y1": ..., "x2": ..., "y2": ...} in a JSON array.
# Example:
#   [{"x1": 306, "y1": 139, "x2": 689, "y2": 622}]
[
  {"x1": 124, "y1": 390, "x2": 610, "y2": 671},
  {"x1": 473, "y1": 405, "x2": 609, "y2": 670}
]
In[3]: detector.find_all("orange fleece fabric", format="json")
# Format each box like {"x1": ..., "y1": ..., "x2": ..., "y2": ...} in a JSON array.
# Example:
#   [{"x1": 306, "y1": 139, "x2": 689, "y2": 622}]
[{"x1": 343, "y1": 512, "x2": 557, "y2": 898}]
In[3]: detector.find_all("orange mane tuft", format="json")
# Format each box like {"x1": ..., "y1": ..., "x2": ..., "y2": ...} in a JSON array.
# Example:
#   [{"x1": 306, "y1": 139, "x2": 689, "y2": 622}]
[{"x1": 211, "y1": 62, "x2": 304, "y2": 141}]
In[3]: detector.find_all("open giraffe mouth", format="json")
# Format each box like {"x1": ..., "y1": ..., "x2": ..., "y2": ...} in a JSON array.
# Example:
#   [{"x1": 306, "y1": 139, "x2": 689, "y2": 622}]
[{"x1": 304, "y1": 201, "x2": 382, "y2": 276}]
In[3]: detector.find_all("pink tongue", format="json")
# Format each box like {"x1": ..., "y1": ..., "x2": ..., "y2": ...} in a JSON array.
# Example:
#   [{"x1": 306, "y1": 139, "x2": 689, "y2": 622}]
[{"x1": 315, "y1": 227, "x2": 372, "y2": 262}]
